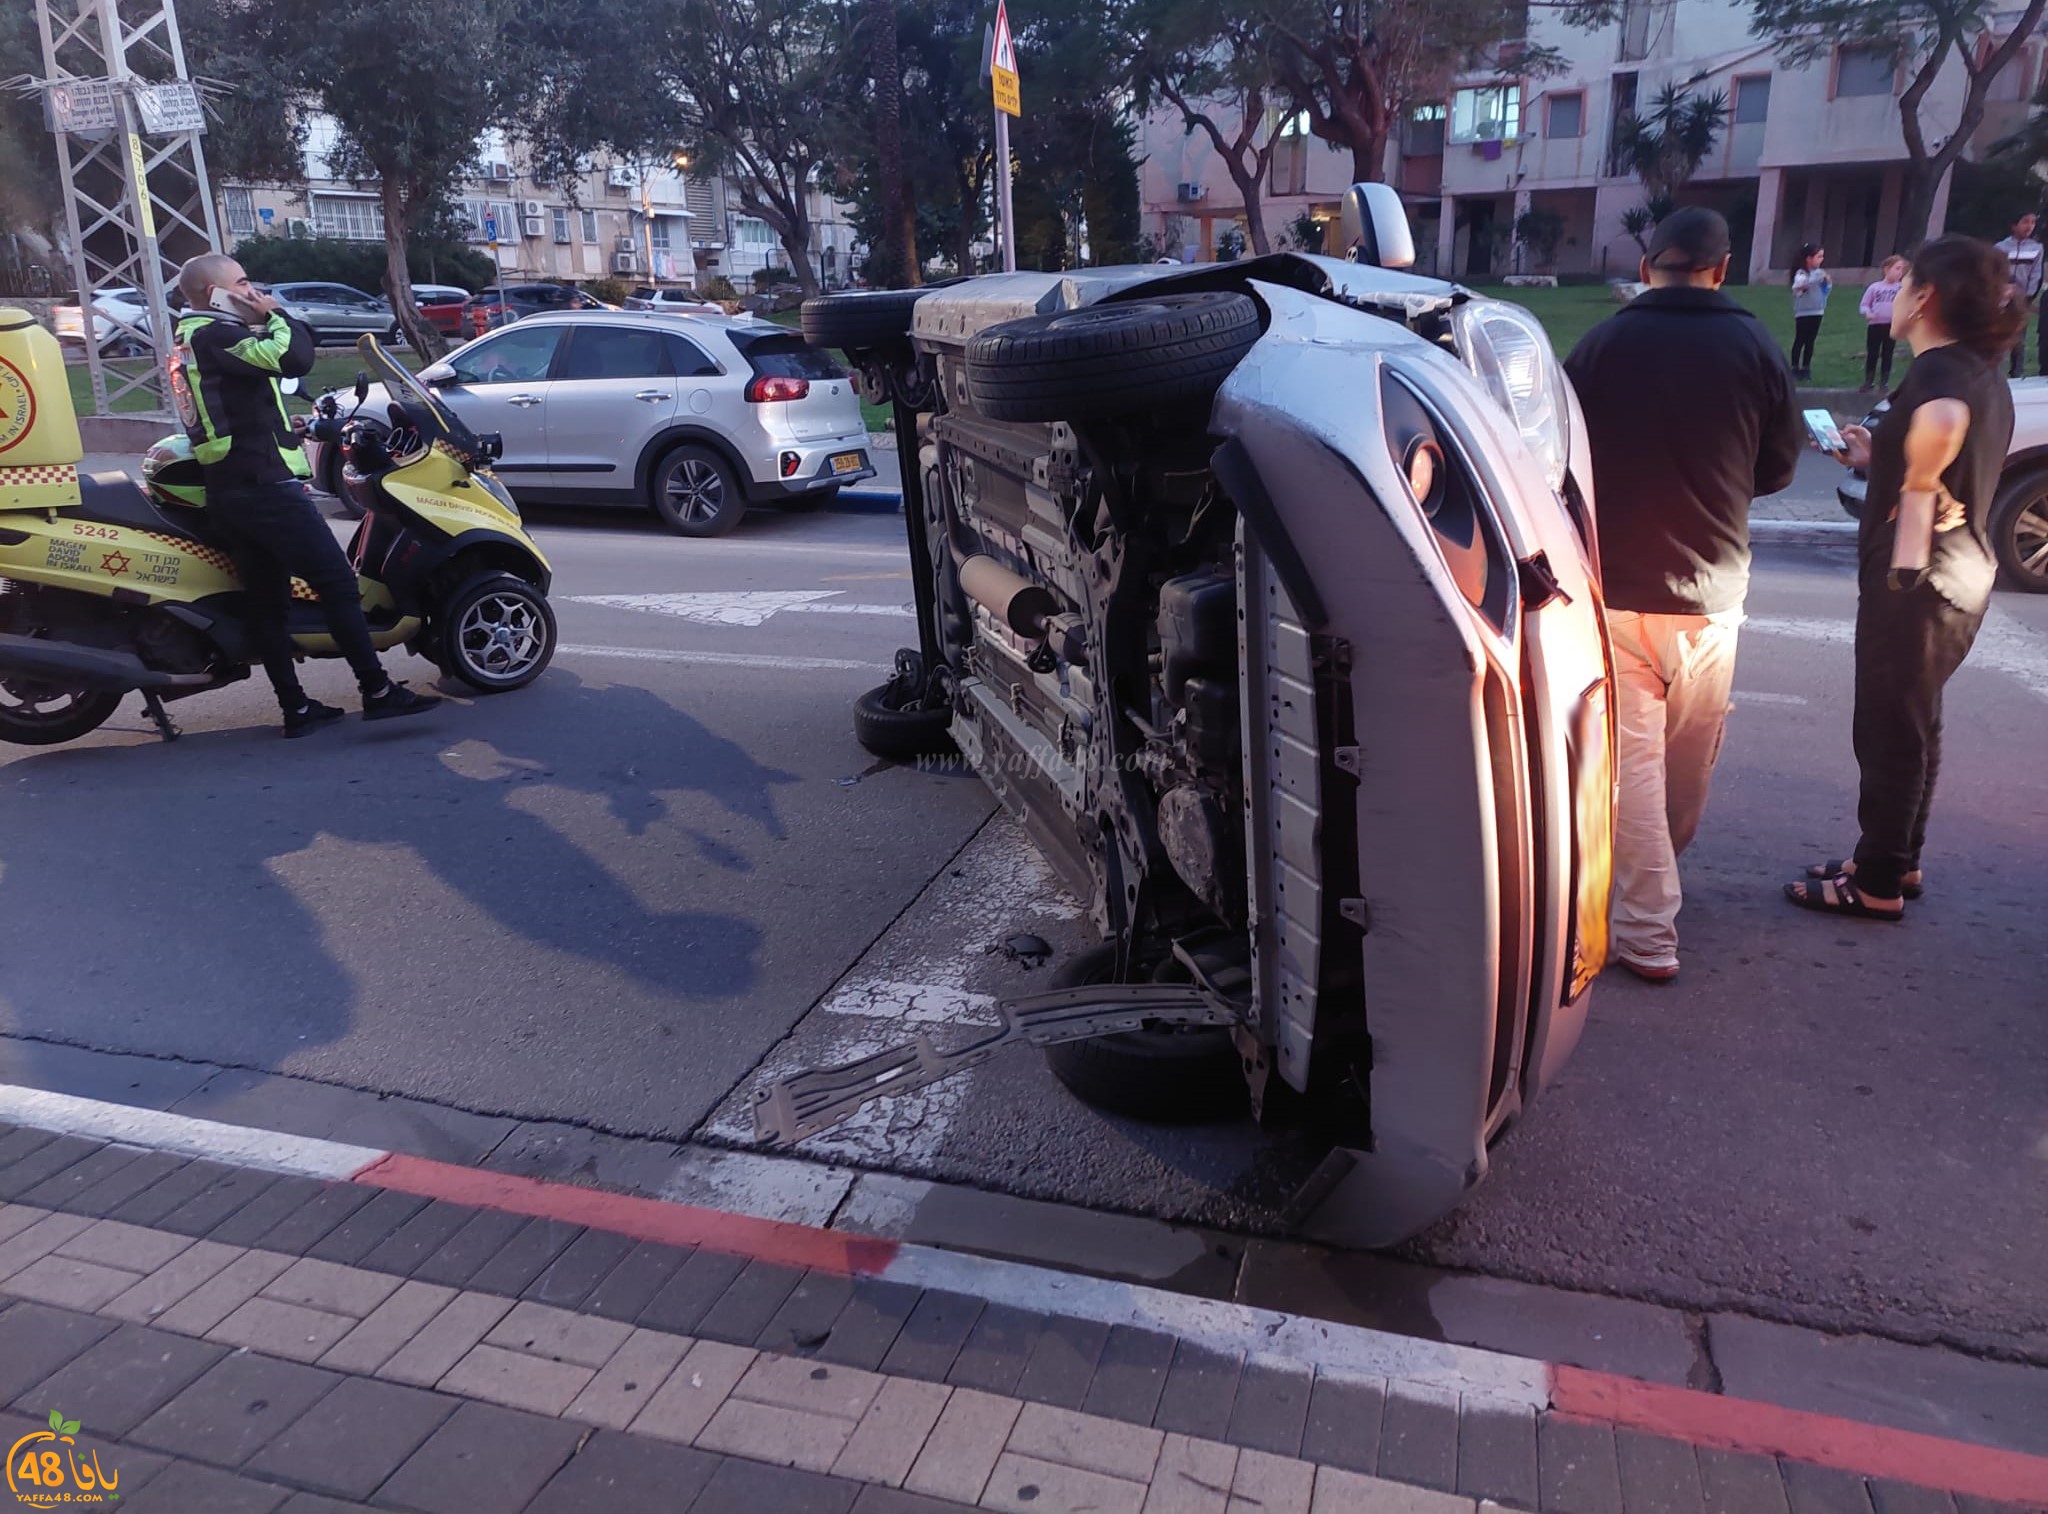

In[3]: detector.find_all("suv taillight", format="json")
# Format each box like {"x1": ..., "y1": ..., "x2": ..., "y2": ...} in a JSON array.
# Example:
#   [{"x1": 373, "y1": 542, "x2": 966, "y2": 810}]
[{"x1": 745, "y1": 375, "x2": 809, "y2": 403}]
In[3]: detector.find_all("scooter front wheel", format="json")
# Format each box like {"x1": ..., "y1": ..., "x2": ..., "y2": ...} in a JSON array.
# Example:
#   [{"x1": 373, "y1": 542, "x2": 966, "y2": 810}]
[
  {"x1": 0, "y1": 677, "x2": 123, "y2": 746},
  {"x1": 434, "y1": 573, "x2": 556, "y2": 693}
]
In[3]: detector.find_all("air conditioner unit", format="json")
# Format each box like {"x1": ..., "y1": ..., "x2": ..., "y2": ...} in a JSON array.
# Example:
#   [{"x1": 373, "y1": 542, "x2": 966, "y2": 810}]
[
  {"x1": 286, "y1": 218, "x2": 311, "y2": 238},
  {"x1": 616, "y1": 234, "x2": 638, "y2": 254},
  {"x1": 613, "y1": 251, "x2": 638, "y2": 273},
  {"x1": 1177, "y1": 182, "x2": 1206, "y2": 202},
  {"x1": 521, "y1": 217, "x2": 545, "y2": 238},
  {"x1": 521, "y1": 199, "x2": 544, "y2": 218},
  {"x1": 489, "y1": 162, "x2": 514, "y2": 180}
]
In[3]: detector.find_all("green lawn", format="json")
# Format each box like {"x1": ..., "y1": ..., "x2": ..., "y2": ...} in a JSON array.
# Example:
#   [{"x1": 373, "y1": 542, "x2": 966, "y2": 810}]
[
  {"x1": 64, "y1": 348, "x2": 422, "y2": 418},
  {"x1": 1468, "y1": 282, "x2": 1896, "y2": 394}
]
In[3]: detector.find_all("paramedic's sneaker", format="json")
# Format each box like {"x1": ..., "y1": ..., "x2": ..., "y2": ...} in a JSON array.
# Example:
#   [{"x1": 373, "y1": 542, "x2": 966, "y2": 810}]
[
  {"x1": 362, "y1": 681, "x2": 441, "y2": 721},
  {"x1": 283, "y1": 699, "x2": 346, "y2": 738}
]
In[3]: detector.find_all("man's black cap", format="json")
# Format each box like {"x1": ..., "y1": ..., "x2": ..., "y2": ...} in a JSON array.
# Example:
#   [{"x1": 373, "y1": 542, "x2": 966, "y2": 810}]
[{"x1": 1645, "y1": 207, "x2": 1732, "y2": 271}]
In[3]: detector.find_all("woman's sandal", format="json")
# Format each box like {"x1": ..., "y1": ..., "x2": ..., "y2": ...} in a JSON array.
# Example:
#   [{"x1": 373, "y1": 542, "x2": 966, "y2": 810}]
[
  {"x1": 1784, "y1": 873, "x2": 1905, "y2": 921},
  {"x1": 1805, "y1": 859, "x2": 1923, "y2": 900}
]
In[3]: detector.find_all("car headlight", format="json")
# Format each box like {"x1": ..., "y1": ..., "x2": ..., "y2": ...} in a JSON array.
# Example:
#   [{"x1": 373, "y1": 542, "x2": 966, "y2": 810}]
[{"x1": 1451, "y1": 299, "x2": 1569, "y2": 493}]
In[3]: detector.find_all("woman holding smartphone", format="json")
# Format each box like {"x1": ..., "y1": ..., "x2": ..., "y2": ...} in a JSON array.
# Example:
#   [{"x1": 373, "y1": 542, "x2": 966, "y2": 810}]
[
  {"x1": 1788, "y1": 243, "x2": 1831, "y2": 379},
  {"x1": 1787, "y1": 235, "x2": 2020, "y2": 919}
]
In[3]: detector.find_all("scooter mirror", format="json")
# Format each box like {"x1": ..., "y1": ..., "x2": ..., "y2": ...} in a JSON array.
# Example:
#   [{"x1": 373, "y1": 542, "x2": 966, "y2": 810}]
[{"x1": 354, "y1": 372, "x2": 370, "y2": 402}]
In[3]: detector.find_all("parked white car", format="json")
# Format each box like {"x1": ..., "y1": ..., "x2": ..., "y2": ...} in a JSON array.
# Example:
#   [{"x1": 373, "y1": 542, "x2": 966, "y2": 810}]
[
  {"x1": 624, "y1": 286, "x2": 725, "y2": 315},
  {"x1": 1838, "y1": 380, "x2": 2048, "y2": 593},
  {"x1": 51, "y1": 287, "x2": 155, "y2": 354},
  {"x1": 311, "y1": 310, "x2": 874, "y2": 534}
]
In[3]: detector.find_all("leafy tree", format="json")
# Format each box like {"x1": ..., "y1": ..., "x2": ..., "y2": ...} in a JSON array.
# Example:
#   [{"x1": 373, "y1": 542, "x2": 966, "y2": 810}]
[
  {"x1": 1614, "y1": 83, "x2": 1728, "y2": 206},
  {"x1": 653, "y1": 0, "x2": 846, "y2": 298},
  {"x1": 1748, "y1": 0, "x2": 2048, "y2": 248},
  {"x1": 1513, "y1": 205, "x2": 1564, "y2": 270},
  {"x1": 1132, "y1": 1, "x2": 1292, "y2": 254},
  {"x1": 1257, "y1": 0, "x2": 1580, "y2": 185}
]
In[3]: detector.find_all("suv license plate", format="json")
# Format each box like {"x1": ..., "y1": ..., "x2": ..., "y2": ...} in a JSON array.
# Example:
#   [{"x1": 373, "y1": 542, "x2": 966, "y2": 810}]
[{"x1": 830, "y1": 452, "x2": 865, "y2": 476}]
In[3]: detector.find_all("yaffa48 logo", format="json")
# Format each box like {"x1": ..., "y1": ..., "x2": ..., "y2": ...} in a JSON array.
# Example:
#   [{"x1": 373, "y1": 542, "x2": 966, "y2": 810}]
[{"x1": 7, "y1": 1410, "x2": 123, "y2": 1505}]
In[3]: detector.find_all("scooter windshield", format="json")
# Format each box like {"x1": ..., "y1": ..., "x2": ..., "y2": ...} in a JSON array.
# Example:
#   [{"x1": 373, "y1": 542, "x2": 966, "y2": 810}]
[{"x1": 356, "y1": 335, "x2": 486, "y2": 465}]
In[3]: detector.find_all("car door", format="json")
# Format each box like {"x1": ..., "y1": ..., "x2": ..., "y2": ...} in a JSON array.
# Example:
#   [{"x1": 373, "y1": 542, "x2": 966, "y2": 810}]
[
  {"x1": 541, "y1": 323, "x2": 682, "y2": 495},
  {"x1": 279, "y1": 284, "x2": 340, "y2": 339},
  {"x1": 429, "y1": 322, "x2": 566, "y2": 486},
  {"x1": 330, "y1": 286, "x2": 387, "y2": 336}
]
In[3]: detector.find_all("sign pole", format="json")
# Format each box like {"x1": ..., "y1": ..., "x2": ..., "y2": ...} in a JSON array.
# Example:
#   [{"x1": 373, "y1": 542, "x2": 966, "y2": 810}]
[
  {"x1": 994, "y1": 110, "x2": 1015, "y2": 273},
  {"x1": 988, "y1": 0, "x2": 1020, "y2": 274}
]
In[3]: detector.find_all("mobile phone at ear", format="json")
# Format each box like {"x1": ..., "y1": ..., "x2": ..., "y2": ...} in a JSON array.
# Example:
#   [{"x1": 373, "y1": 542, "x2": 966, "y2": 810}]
[
  {"x1": 1804, "y1": 408, "x2": 1847, "y2": 454},
  {"x1": 207, "y1": 286, "x2": 248, "y2": 317}
]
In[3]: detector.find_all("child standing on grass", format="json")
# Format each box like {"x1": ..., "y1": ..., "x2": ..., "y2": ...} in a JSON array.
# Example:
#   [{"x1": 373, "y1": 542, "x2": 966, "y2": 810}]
[
  {"x1": 1860, "y1": 255, "x2": 1907, "y2": 392},
  {"x1": 1789, "y1": 243, "x2": 1831, "y2": 380}
]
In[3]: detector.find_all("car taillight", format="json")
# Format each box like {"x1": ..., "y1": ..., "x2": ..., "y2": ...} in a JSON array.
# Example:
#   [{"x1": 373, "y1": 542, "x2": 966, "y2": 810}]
[
  {"x1": 746, "y1": 375, "x2": 809, "y2": 403},
  {"x1": 780, "y1": 451, "x2": 801, "y2": 477}
]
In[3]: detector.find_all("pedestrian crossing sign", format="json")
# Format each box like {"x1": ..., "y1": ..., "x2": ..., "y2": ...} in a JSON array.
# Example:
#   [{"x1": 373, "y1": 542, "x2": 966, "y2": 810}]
[{"x1": 991, "y1": 0, "x2": 1020, "y2": 116}]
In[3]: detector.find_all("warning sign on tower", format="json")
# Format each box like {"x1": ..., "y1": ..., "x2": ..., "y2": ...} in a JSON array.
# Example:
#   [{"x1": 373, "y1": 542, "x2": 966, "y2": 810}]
[{"x1": 990, "y1": 0, "x2": 1020, "y2": 116}]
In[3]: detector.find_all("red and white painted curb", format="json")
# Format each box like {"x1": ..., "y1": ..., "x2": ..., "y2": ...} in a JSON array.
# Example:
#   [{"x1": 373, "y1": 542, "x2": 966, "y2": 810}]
[{"x1": 4, "y1": 1083, "x2": 2045, "y2": 1508}]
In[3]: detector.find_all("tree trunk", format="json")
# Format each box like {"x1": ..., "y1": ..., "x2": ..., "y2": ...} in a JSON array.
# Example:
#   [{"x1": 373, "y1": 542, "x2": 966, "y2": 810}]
[
  {"x1": 899, "y1": 180, "x2": 922, "y2": 286},
  {"x1": 379, "y1": 178, "x2": 442, "y2": 361},
  {"x1": 870, "y1": 0, "x2": 909, "y2": 288},
  {"x1": 1895, "y1": 157, "x2": 1942, "y2": 253},
  {"x1": 776, "y1": 217, "x2": 822, "y2": 299}
]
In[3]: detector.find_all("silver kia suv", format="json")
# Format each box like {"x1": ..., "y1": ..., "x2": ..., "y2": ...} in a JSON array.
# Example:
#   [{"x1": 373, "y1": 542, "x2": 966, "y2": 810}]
[{"x1": 319, "y1": 310, "x2": 875, "y2": 535}]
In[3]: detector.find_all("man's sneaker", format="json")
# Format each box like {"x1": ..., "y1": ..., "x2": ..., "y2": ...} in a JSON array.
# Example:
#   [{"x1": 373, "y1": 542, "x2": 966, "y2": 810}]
[
  {"x1": 362, "y1": 681, "x2": 441, "y2": 721},
  {"x1": 282, "y1": 699, "x2": 347, "y2": 739},
  {"x1": 1617, "y1": 954, "x2": 1680, "y2": 984}
]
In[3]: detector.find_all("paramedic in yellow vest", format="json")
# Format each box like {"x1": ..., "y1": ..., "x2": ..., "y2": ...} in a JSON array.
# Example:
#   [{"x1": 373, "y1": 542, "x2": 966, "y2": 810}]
[{"x1": 172, "y1": 253, "x2": 437, "y2": 736}]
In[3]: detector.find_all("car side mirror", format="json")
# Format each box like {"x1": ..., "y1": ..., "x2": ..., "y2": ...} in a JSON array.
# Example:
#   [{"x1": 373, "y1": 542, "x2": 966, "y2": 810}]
[
  {"x1": 353, "y1": 372, "x2": 370, "y2": 402},
  {"x1": 417, "y1": 361, "x2": 455, "y2": 385},
  {"x1": 1339, "y1": 183, "x2": 1417, "y2": 270}
]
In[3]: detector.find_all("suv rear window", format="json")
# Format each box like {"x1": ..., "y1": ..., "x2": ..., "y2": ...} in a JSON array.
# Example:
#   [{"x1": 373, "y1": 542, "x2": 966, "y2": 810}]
[{"x1": 734, "y1": 333, "x2": 844, "y2": 381}]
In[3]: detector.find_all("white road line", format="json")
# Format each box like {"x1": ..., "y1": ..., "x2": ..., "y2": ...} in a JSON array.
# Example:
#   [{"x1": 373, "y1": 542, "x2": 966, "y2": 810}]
[
  {"x1": 557, "y1": 643, "x2": 889, "y2": 672},
  {"x1": 1732, "y1": 691, "x2": 1809, "y2": 706},
  {"x1": 1747, "y1": 609, "x2": 2048, "y2": 703},
  {"x1": 568, "y1": 591, "x2": 913, "y2": 626},
  {"x1": 0, "y1": 1084, "x2": 381, "y2": 1181}
]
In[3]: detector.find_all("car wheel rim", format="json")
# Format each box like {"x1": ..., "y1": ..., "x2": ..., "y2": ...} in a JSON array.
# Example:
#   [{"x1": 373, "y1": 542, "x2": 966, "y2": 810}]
[
  {"x1": 455, "y1": 592, "x2": 546, "y2": 681},
  {"x1": 2016, "y1": 496, "x2": 2048, "y2": 578},
  {"x1": 666, "y1": 459, "x2": 724, "y2": 523}
]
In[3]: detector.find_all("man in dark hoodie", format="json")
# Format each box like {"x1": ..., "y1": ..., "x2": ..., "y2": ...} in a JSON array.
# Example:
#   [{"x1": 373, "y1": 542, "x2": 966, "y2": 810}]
[{"x1": 1564, "y1": 207, "x2": 1802, "y2": 981}]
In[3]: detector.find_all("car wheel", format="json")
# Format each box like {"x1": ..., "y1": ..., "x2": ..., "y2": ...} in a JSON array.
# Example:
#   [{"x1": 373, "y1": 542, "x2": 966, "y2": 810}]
[
  {"x1": 963, "y1": 291, "x2": 1261, "y2": 424},
  {"x1": 651, "y1": 445, "x2": 746, "y2": 537},
  {"x1": 434, "y1": 573, "x2": 556, "y2": 692},
  {"x1": 852, "y1": 676, "x2": 955, "y2": 760},
  {"x1": 1991, "y1": 465, "x2": 2048, "y2": 593},
  {"x1": 782, "y1": 485, "x2": 838, "y2": 512},
  {"x1": 385, "y1": 323, "x2": 406, "y2": 349},
  {"x1": 801, "y1": 289, "x2": 926, "y2": 352},
  {"x1": 1041, "y1": 945, "x2": 1248, "y2": 1124}
]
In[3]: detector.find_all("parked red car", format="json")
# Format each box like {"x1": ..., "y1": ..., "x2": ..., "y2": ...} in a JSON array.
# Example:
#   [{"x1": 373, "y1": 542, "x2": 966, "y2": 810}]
[
  {"x1": 464, "y1": 283, "x2": 607, "y2": 338},
  {"x1": 412, "y1": 284, "x2": 473, "y2": 338}
]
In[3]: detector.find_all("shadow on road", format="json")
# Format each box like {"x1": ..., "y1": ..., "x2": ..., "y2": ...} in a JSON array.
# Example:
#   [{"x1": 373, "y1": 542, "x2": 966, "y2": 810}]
[{"x1": 0, "y1": 668, "x2": 790, "y2": 1092}]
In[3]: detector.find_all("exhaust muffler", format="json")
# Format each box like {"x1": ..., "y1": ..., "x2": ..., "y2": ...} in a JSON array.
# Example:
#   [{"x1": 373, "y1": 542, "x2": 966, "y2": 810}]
[
  {"x1": 958, "y1": 554, "x2": 1060, "y2": 638},
  {"x1": 0, "y1": 632, "x2": 211, "y2": 692}
]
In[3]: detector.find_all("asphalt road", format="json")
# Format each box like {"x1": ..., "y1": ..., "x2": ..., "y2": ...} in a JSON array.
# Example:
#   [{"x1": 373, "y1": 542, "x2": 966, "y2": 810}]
[{"x1": 2, "y1": 492, "x2": 2043, "y2": 1367}]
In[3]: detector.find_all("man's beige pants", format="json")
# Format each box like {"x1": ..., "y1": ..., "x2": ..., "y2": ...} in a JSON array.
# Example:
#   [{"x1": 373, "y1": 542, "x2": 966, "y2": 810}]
[{"x1": 1605, "y1": 606, "x2": 1744, "y2": 970}]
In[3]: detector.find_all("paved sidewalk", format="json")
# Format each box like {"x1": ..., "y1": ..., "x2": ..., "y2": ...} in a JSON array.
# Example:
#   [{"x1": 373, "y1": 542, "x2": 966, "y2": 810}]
[{"x1": 0, "y1": 1110, "x2": 2039, "y2": 1514}]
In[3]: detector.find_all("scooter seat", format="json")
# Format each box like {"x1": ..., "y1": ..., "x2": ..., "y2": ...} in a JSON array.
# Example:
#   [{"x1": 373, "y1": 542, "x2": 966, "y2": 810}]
[{"x1": 60, "y1": 472, "x2": 234, "y2": 554}]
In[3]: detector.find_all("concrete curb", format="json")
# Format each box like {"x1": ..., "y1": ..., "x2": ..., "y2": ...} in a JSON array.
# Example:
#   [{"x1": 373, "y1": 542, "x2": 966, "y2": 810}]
[
  {"x1": 2, "y1": 1080, "x2": 2044, "y2": 1504},
  {"x1": 1751, "y1": 517, "x2": 1857, "y2": 544}
]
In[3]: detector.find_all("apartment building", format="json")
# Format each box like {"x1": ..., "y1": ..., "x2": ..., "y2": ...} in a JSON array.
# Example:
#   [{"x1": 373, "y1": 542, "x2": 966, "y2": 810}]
[
  {"x1": 219, "y1": 118, "x2": 862, "y2": 292},
  {"x1": 1139, "y1": 0, "x2": 2042, "y2": 284}
]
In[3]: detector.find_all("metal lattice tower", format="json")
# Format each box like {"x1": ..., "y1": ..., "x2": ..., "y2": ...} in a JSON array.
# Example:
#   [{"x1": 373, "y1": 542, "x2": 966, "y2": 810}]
[{"x1": 33, "y1": 0, "x2": 220, "y2": 419}]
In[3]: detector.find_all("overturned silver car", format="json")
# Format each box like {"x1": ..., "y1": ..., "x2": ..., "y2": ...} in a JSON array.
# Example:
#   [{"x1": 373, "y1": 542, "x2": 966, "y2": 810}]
[{"x1": 766, "y1": 187, "x2": 1616, "y2": 1246}]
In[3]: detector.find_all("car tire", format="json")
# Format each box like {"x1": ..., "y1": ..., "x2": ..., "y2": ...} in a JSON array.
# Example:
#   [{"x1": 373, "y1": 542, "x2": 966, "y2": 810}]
[
  {"x1": 1991, "y1": 465, "x2": 2048, "y2": 593},
  {"x1": 782, "y1": 486, "x2": 838, "y2": 512},
  {"x1": 801, "y1": 289, "x2": 926, "y2": 352},
  {"x1": 434, "y1": 572, "x2": 556, "y2": 692},
  {"x1": 1041, "y1": 945, "x2": 1248, "y2": 1124},
  {"x1": 651, "y1": 445, "x2": 747, "y2": 537},
  {"x1": 384, "y1": 323, "x2": 406, "y2": 349},
  {"x1": 852, "y1": 678, "x2": 955, "y2": 760},
  {"x1": 316, "y1": 447, "x2": 365, "y2": 521},
  {"x1": 963, "y1": 292, "x2": 1261, "y2": 425}
]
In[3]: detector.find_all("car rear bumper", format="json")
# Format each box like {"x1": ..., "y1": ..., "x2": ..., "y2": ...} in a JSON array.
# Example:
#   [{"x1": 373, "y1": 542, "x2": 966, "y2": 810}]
[{"x1": 745, "y1": 438, "x2": 875, "y2": 498}]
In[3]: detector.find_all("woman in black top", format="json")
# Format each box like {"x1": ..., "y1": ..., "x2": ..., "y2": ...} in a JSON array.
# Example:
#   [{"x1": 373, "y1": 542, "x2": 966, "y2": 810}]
[{"x1": 1788, "y1": 236, "x2": 2020, "y2": 918}]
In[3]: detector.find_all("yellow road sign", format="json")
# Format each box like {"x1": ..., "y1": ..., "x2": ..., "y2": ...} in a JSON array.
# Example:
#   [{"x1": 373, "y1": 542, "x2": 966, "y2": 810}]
[{"x1": 991, "y1": 0, "x2": 1020, "y2": 115}]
